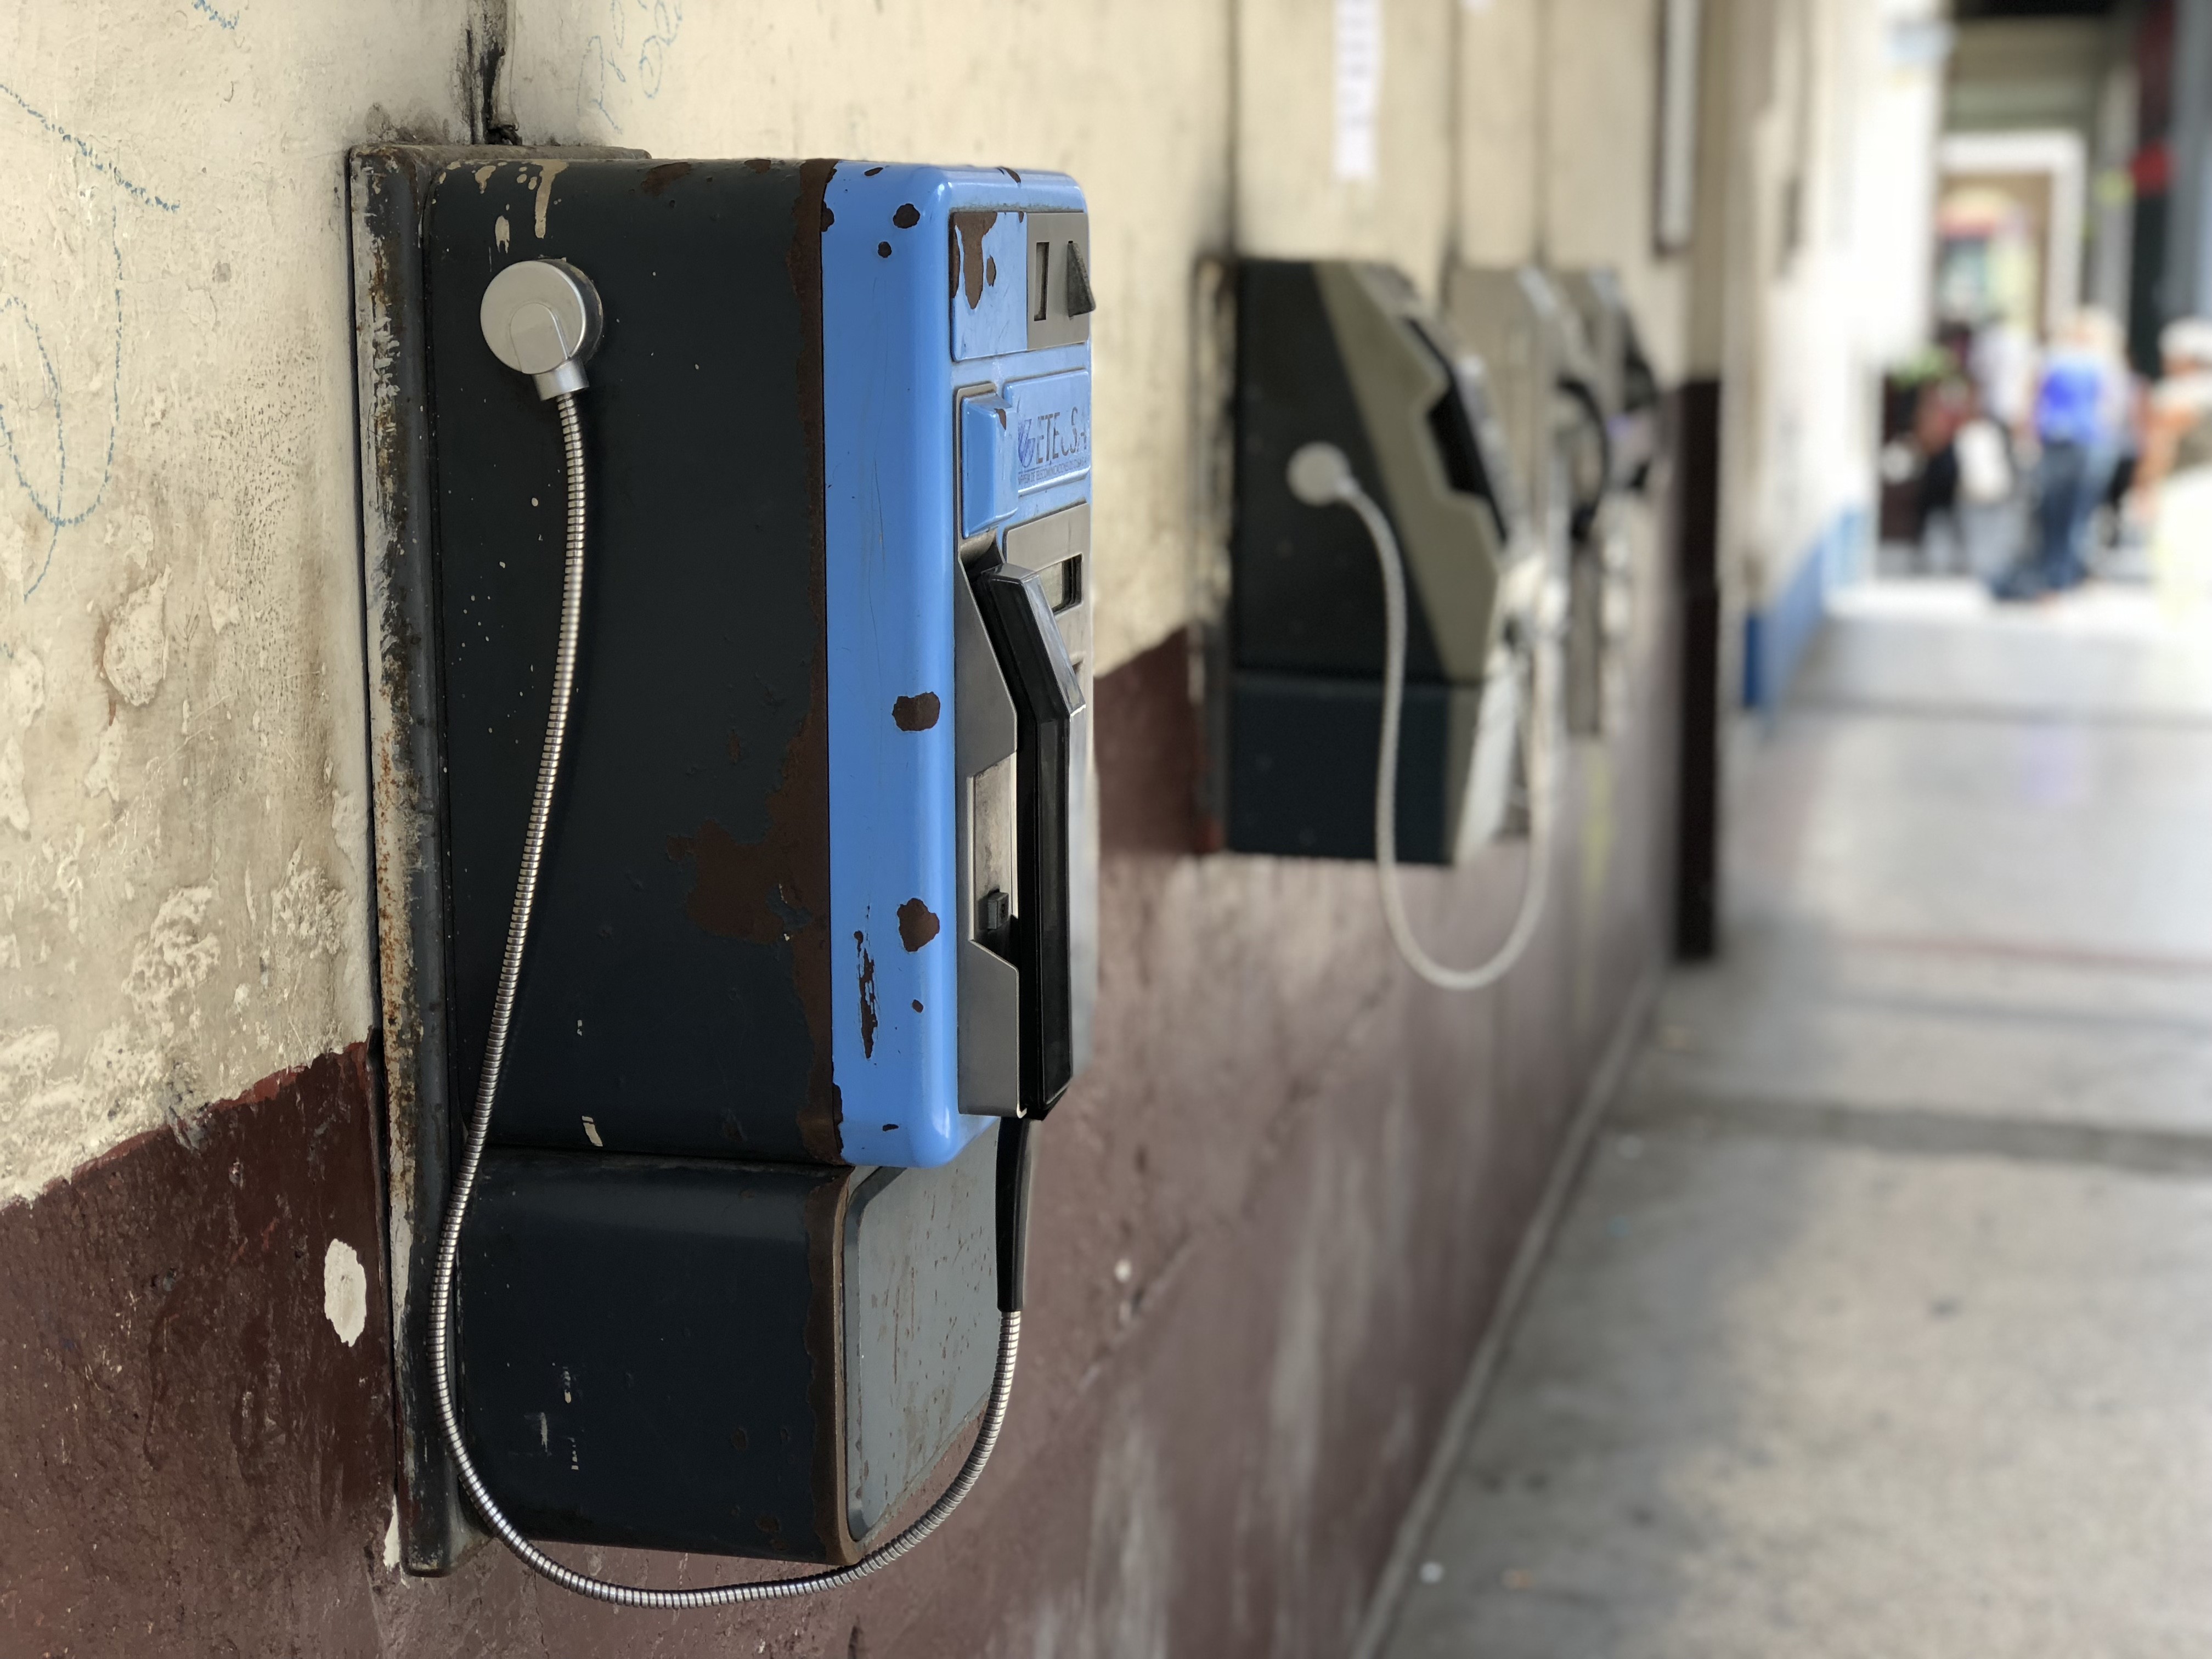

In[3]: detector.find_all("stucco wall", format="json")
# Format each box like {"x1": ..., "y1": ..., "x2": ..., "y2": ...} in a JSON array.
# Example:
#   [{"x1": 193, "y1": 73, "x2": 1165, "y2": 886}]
[
  {"x1": 1, "y1": 2, "x2": 1723, "y2": 1652},
  {"x1": 0, "y1": 3, "x2": 467, "y2": 1206},
  {"x1": 0, "y1": 0, "x2": 1709, "y2": 1207},
  {"x1": 1717, "y1": 0, "x2": 1942, "y2": 627}
]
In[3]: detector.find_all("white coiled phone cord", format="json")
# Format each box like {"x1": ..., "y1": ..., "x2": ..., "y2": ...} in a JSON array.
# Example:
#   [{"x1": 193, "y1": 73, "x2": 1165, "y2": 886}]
[
  {"x1": 427, "y1": 392, "x2": 1020, "y2": 1608},
  {"x1": 1289, "y1": 443, "x2": 1554, "y2": 992}
]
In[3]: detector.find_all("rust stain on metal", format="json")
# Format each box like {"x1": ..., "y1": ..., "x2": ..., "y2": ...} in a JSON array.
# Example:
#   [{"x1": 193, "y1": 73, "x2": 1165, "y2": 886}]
[
  {"x1": 662, "y1": 154, "x2": 837, "y2": 967},
  {"x1": 891, "y1": 692, "x2": 940, "y2": 732},
  {"x1": 855, "y1": 930, "x2": 878, "y2": 1059},
  {"x1": 950, "y1": 210, "x2": 998, "y2": 309},
  {"x1": 639, "y1": 161, "x2": 692, "y2": 196},
  {"x1": 665, "y1": 821, "x2": 812, "y2": 944},
  {"x1": 819, "y1": 202, "x2": 835, "y2": 230},
  {"x1": 351, "y1": 147, "x2": 466, "y2": 1572},
  {"x1": 745, "y1": 157, "x2": 774, "y2": 175},
  {"x1": 896, "y1": 899, "x2": 940, "y2": 952}
]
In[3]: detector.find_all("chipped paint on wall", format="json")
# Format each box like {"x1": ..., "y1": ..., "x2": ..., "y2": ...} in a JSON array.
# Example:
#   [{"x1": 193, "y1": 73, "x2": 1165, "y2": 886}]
[
  {"x1": 0, "y1": 4, "x2": 470, "y2": 1205},
  {"x1": 324, "y1": 1236, "x2": 369, "y2": 1345}
]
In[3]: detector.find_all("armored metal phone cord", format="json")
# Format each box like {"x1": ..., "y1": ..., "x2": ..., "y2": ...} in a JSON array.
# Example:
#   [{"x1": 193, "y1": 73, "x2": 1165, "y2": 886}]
[
  {"x1": 427, "y1": 391, "x2": 1024, "y2": 1609},
  {"x1": 1289, "y1": 444, "x2": 1555, "y2": 992}
]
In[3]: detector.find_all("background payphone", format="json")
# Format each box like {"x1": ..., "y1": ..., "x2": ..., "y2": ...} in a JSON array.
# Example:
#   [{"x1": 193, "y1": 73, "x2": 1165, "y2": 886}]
[
  {"x1": 1226, "y1": 259, "x2": 1534, "y2": 864},
  {"x1": 1446, "y1": 263, "x2": 1661, "y2": 739},
  {"x1": 1554, "y1": 267, "x2": 1663, "y2": 492},
  {"x1": 352, "y1": 149, "x2": 1094, "y2": 1582},
  {"x1": 1442, "y1": 265, "x2": 1577, "y2": 570},
  {"x1": 1554, "y1": 267, "x2": 1663, "y2": 737}
]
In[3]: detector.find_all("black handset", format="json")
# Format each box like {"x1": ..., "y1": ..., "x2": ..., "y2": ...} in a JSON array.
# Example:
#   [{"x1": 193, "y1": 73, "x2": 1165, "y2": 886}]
[{"x1": 972, "y1": 560, "x2": 1086, "y2": 1116}]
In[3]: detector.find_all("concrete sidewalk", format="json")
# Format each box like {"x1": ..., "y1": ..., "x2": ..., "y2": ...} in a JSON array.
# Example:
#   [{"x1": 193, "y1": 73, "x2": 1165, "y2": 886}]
[{"x1": 1374, "y1": 581, "x2": 2212, "y2": 1658}]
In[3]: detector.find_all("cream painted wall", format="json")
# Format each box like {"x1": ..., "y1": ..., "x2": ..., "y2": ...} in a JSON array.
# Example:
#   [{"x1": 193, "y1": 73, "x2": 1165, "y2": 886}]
[
  {"x1": 504, "y1": 0, "x2": 1234, "y2": 678},
  {"x1": 0, "y1": 4, "x2": 471, "y2": 1205},
  {"x1": 1455, "y1": 0, "x2": 1542, "y2": 267},
  {"x1": 1452, "y1": 0, "x2": 1693, "y2": 381},
  {"x1": 1233, "y1": 0, "x2": 1456, "y2": 294},
  {"x1": 4, "y1": 0, "x2": 1884, "y2": 1203},
  {"x1": 1541, "y1": 0, "x2": 1692, "y2": 383}
]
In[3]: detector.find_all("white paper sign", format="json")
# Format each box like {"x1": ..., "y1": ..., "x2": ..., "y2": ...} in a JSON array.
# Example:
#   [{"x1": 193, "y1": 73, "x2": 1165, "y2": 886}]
[
  {"x1": 1334, "y1": 0, "x2": 1383, "y2": 183},
  {"x1": 1655, "y1": 0, "x2": 1703, "y2": 250}
]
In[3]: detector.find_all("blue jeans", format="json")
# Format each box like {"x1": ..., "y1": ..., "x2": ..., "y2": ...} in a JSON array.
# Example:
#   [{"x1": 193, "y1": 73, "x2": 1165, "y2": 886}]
[{"x1": 2033, "y1": 441, "x2": 2107, "y2": 591}]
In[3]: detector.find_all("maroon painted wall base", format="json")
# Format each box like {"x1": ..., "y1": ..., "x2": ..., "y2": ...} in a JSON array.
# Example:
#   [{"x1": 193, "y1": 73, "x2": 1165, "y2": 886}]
[
  {"x1": 3, "y1": 567, "x2": 1675, "y2": 1653},
  {"x1": 0, "y1": 1045, "x2": 393, "y2": 1656}
]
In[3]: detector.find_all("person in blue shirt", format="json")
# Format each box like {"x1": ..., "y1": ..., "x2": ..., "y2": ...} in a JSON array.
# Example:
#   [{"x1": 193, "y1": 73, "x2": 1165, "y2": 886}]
[{"x1": 2002, "y1": 308, "x2": 2128, "y2": 597}]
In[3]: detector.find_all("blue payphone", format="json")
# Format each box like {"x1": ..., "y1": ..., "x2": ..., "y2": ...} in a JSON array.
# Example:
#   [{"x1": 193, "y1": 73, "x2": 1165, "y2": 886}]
[{"x1": 351, "y1": 150, "x2": 1094, "y2": 1598}]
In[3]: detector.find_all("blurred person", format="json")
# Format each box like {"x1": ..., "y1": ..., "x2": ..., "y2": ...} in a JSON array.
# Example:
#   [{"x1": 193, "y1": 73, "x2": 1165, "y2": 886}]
[
  {"x1": 1912, "y1": 369, "x2": 1972, "y2": 573},
  {"x1": 1969, "y1": 313, "x2": 2036, "y2": 436},
  {"x1": 2135, "y1": 318, "x2": 2212, "y2": 623},
  {"x1": 1997, "y1": 308, "x2": 2128, "y2": 599},
  {"x1": 1952, "y1": 398, "x2": 2016, "y2": 579}
]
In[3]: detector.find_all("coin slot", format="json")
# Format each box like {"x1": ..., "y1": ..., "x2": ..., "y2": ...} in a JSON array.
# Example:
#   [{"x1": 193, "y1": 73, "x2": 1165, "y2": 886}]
[{"x1": 1039, "y1": 556, "x2": 1084, "y2": 614}]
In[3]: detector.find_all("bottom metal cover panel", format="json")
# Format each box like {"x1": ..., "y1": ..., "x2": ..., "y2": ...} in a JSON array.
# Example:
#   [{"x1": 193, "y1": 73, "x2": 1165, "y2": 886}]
[
  {"x1": 457, "y1": 1135, "x2": 998, "y2": 1563},
  {"x1": 1229, "y1": 672, "x2": 1479, "y2": 864},
  {"x1": 844, "y1": 1127, "x2": 999, "y2": 1539}
]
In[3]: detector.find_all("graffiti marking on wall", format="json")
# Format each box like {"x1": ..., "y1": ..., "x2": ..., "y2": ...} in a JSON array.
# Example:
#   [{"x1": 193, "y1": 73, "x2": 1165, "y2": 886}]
[
  {"x1": 579, "y1": 1, "x2": 682, "y2": 132},
  {"x1": 0, "y1": 79, "x2": 180, "y2": 605}
]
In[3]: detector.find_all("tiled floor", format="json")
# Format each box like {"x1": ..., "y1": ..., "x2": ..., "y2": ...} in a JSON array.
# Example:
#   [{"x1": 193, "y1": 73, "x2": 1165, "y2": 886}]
[{"x1": 1375, "y1": 579, "x2": 2212, "y2": 1657}]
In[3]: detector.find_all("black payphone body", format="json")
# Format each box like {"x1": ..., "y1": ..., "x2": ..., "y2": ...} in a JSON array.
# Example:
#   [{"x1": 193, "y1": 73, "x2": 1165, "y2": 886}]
[
  {"x1": 1226, "y1": 259, "x2": 1532, "y2": 864},
  {"x1": 352, "y1": 147, "x2": 1095, "y2": 1581}
]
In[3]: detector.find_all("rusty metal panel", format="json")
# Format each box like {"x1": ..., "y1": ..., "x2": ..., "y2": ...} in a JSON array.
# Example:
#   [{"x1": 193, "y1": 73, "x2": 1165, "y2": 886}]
[
  {"x1": 353, "y1": 142, "x2": 837, "y2": 1570},
  {"x1": 348, "y1": 142, "x2": 642, "y2": 1574},
  {"x1": 351, "y1": 142, "x2": 489, "y2": 1575},
  {"x1": 422, "y1": 155, "x2": 840, "y2": 1165},
  {"x1": 349, "y1": 144, "x2": 1022, "y2": 1573}
]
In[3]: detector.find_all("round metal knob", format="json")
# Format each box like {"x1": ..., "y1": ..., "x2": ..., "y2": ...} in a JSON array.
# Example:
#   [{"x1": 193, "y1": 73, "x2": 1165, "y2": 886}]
[
  {"x1": 481, "y1": 258, "x2": 603, "y2": 399},
  {"x1": 1286, "y1": 441, "x2": 1356, "y2": 506}
]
